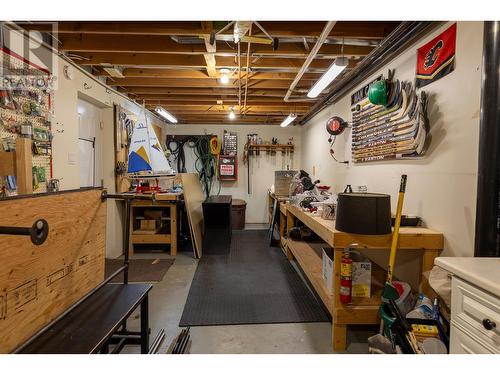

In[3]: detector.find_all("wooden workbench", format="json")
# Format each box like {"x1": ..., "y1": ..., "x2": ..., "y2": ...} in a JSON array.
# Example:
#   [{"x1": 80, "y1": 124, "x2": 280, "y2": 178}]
[
  {"x1": 128, "y1": 193, "x2": 181, "y2": 257},
  {"x1": 283, "y1": 203, "x2": 444, "y2": 352}
]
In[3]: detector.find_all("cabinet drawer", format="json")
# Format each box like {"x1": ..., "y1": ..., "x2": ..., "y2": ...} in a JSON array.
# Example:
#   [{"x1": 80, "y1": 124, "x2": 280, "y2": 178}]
[
  {"x1": 451, "y1": 276, "x2": 500, "y2": 347},
  {"x1": 450, "y1": 324, "x2": 498, "y2": 354}
]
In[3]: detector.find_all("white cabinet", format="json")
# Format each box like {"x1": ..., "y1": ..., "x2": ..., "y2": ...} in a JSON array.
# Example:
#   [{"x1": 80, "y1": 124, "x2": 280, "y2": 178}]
[
  {"x1": 450, "y1": 325, "x2": 498, "y2": 354},
  {"x1": 449, "y1": 277, "x2": 500, "y2": 353},
  {"x1": 435, "y1": 257, "x2": 500, "y2": 354}
]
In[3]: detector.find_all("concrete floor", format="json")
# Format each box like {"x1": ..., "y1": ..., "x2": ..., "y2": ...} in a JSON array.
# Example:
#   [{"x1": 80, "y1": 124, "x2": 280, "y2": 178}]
[{"x1": 122, "y1": 247, "x2": 375, "y2": 354}]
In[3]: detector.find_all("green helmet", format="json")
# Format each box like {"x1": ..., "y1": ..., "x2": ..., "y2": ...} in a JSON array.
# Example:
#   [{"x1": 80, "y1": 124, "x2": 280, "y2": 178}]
[{"x1": 368, "y1": 80, "x2": 388, "y2": 106}]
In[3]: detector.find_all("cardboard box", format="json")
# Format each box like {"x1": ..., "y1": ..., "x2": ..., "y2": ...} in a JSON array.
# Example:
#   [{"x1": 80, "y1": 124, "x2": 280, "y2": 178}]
[
  {"x1": 351, "y1": 252, "x2": 372, "y2": 298},
  {"x1": 322, "y1": 247, "x2": 372, "y2": 297},
  {"x1": 140, "y1": 219, "x2": 157, "y2": 231},
  {"x1": 144, "y1": 209, "x2": 162, "y2": 220},
  {"x1": 274, "y1": 170, "x2": 298, "y2": 197},
  {"x1": 322, "y1": 247, "x2": 334, "y2": 294}
]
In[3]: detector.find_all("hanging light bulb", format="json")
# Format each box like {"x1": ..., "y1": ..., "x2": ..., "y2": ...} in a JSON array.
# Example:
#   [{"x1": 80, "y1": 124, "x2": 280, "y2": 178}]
[
  {"x1": 228, "y1": 107, "x2": 236, "y2": 120},
  {"x1": 219, "y1": 68, "x2": 230, "y2": 84}
]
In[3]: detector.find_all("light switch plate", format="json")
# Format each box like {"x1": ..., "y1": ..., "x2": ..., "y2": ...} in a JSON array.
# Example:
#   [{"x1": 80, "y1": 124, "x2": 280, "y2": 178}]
[{"x1": 68, "y1": 152, "x2": 77, "y2": 165}]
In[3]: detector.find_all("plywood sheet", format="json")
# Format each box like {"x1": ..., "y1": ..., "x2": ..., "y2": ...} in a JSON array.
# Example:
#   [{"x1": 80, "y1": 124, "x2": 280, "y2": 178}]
[
  {"x1": 180, "y1": 173, "x2": 204, "y2": 258},
  {"x1": 0, "y1": 189, "x2": 106, "y2": 353},
  {"x1": 115, "y1": 106, "x2": 131, "y2": 193}
]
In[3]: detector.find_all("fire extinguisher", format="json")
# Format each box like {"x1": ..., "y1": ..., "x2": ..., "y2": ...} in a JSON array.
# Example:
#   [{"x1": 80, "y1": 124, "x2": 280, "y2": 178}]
[{"x1": 339, "y1": 243, "x2": 358, "y2": 304}]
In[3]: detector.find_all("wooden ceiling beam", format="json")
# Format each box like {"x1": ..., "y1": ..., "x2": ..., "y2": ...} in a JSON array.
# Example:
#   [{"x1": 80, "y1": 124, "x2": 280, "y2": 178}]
[
  {"x1": 76, "y1": 53, "x2": 341, "y2": 71},
  {"x1": 135, "y1": 95, "x2": 312, "y2": 103},
  {"x1": 120, "y1": 87, "x2": 292, "y2": 97},
  {"x1": 175, "y1": 119, "x2": 285, "y2": 125},
  {"x1": 146, "y1": 105, "x2": 310, "y2": 112},
  {"x1": 109, "y1": 77, "x2": 313, "y2": 89},
  {"x1": 58, "y1": 34, "x2": 374, "y2": 57},
  {"x1": 146, "y1": 100, "x2": 311, "y2": 106},
  {"x1": 99, "y1": 68, "x2": 321, "y2": 80},
  {"x1": 24, "y1": 21, "x2": 398, "y2": 39},
  {"x1": 201, "y1": 21, "x2": 217, "y2": 77}
]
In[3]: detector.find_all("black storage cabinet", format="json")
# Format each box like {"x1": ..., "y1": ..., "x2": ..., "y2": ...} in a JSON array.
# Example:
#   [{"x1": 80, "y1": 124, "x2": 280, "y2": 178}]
[{"x1": 202, "y1": 195, "x2": 232, "y2": 254}]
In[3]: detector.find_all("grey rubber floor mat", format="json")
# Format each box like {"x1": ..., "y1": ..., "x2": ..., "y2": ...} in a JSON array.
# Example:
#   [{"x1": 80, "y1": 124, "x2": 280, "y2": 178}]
[{"x1": 179, "y1": 230, "x2": 330, "y2": 326}]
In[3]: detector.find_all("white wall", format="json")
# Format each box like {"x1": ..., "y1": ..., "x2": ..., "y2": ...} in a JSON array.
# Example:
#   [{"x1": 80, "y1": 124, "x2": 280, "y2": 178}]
[
  {"x1": 164, "y1": 124, "x2": 302, "y2": 223},
  {"x1": 302, "y1": 21, "x2": 483, "y2": 261}
]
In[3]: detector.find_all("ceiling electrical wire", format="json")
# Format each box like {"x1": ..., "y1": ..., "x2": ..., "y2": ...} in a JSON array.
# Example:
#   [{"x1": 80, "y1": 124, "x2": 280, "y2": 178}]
[{"x1": 328, "y1": 135, "x2": 349, "y2": 164}]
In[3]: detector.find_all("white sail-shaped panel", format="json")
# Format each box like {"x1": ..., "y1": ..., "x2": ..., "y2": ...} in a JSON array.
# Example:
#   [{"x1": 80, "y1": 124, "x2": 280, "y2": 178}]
[
  {"x1": 127, "y1": 109, "x2": 175, "y2": 175},
  {"x1": 146, "y1": 117, "x2": 175, "y2": 174}
]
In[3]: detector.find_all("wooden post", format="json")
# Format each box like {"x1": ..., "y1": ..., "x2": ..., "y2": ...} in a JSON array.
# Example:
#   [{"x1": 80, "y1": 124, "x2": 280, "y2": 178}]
[
  {"x1": 332, "y1": 247, "x2": 347, "y2": 352},
  {"x1": 170, "y1": 203, "x2": 177, "y2": 256},
  {"x1": 15, "y1": 138, "x2": 33, "y2": 195},
  {"x1": 279, "y1": 206, "x2": 286, "y2": 254},
  {"x1": 128, "y1": 203, "x2": 134, "y2": 257},
  {"x1": 285, "y1": 208, "x2": 295, "y2": 260}
]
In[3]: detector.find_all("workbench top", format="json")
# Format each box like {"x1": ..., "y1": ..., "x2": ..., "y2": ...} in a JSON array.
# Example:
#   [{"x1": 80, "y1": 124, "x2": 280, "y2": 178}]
[
  {"x1": 286, "y1": 203, "x2": 444, "y2": 249},
  {"x1": 435, "y1": 257, "x2": 500, "y2": 297},
  {"x1": 121, "y1": 192, "x2": 182, "y2": 201}
]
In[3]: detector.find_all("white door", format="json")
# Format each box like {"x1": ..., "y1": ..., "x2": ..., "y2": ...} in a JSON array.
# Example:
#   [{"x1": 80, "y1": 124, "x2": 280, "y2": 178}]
[{"x1": 78, "y1": 99, "x2": 103, "y2": 187}]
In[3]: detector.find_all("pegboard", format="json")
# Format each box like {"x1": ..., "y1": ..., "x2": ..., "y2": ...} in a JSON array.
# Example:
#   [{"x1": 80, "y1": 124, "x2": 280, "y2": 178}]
[{"x1": 0, "y1": 49, "x2": 53, "y2": 194}]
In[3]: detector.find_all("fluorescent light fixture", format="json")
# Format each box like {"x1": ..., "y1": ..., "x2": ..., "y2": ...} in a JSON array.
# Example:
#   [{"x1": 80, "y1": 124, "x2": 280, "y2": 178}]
[
  {"x1": 307, "y1": 57, "x2": 349, "y2": 98},
  {"x1": 155, "y1": 106, "x2": 178, "y2": 124},
  {"x1": 280, "y1": 113, "x2": 297, "y2": 128},
  {"x1": 228, "y1": 109, "x2": 236, "y2": 120}
]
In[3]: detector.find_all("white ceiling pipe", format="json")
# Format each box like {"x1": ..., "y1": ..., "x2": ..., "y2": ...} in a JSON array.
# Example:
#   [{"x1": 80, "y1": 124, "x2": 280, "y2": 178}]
[{"x1": 283, "y1": 21, "x2": 336, "y2": 102}]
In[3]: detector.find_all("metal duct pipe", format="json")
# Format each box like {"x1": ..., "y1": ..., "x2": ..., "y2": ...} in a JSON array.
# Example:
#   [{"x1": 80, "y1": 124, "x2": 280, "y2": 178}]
[
  {"x1": 474, "y1": 21, "x2": 500, "y2": 257},
  {"x1": 299, "y1": 21, "x2": 437, "y2": 124},
  {"x1": 284, "y1": 21, "x2": 337, "y2": 102}
]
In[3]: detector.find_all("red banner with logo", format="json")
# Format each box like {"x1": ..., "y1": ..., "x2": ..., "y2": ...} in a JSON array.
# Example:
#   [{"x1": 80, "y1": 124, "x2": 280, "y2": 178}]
[{"x1": 416, "y1": 23, "x2": 456, "y2": 88}]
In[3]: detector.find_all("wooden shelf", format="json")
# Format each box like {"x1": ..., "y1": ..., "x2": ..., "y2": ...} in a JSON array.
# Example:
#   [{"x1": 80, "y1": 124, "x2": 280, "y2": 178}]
[
  {"x1": 285, "y1": 202, "x2": 445, "y2": 351},
  {"x1": 132, "y1": 229, "x2": 157, "y2": 235},
  {"x1": 248, "y1": 144, "x2": 294, "y2": 151},
  {"x1": 287, "y1": 238, "x2": 388, "y2": 317},
  {"x1": 130, "y1": 233, "x2": 172, "y2": 244},
  {"x1": 287, "y1": 239, "x2": 333, "y2": 314},
  {"x1": 129, "y1": 199, "x2": 178, "y2": 256}
]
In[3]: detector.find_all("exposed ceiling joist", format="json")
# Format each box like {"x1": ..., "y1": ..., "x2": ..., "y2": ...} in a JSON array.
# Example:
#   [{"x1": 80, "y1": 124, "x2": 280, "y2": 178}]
[
  {"x1": 108, "y1": 77, "x2": 313, "y2": 89},
  {"x1": 73, "y1": 53, "x2": 357, "y2": 72},
  {"x1": 21, "y1": 20, "x2": 401, "y2": 124},
  {"x1": 98, "y1": 68, "x2": 322, "y2": 81},
  {"x1": 58, "y1": 34, "x2": 374, "y2": 57},
  {"x1": 25, "y1": 21, "x2": 399, "y2": 39}
]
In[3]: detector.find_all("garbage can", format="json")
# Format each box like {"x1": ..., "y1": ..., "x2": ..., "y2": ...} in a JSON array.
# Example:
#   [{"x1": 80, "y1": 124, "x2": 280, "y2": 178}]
[{"x1": 231, "y1": 199, "x2": 247, "y2": 230}]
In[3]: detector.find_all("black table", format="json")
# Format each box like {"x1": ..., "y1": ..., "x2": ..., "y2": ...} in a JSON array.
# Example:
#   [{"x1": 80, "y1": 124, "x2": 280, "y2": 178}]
[{"x1": 19, "y1": 283, "x2": 152, "y2": 354}]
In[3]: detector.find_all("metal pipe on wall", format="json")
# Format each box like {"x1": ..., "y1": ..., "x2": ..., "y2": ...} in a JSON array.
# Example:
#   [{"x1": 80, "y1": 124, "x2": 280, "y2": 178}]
[
  {"x1": 243, "y1": 24, "x2": 253, "y2": 111},
  {"x1": 283, "y1": 21, "x2": 337, "y2": 102},
  {"x1": 474, "y1": 21, "x2": 500, "y2": 257}
]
